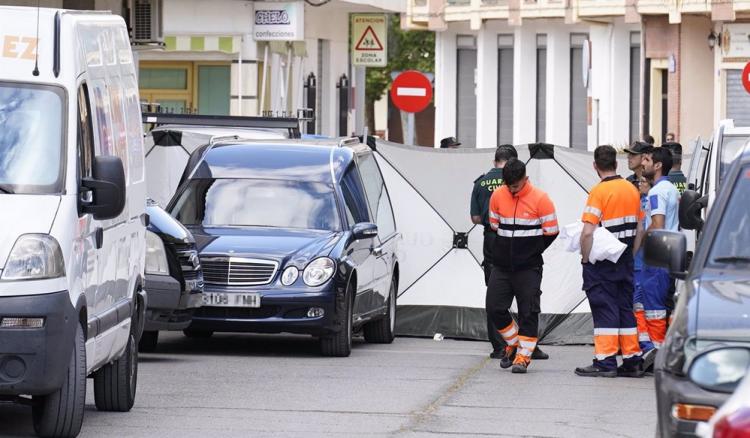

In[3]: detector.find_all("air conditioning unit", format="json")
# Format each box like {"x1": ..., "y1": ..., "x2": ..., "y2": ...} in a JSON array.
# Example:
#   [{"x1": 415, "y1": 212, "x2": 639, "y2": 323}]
[{"x1": 130, "y1": 0, "x2": 163, "y2": 44}]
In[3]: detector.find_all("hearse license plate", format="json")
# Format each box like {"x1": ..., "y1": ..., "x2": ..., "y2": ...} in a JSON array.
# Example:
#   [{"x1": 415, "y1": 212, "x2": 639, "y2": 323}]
[{"x1": 203, "y1": 292, "x2": 261, "y2": 308}]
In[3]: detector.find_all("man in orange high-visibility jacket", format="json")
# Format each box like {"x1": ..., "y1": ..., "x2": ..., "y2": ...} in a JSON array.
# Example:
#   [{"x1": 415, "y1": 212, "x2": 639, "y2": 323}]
[
  {"x1": 487, "y1": 158, "x2": 559, "y2": 374},
  {"x1": 576, "y1": 145, "x2": 645, "y2": 378}
]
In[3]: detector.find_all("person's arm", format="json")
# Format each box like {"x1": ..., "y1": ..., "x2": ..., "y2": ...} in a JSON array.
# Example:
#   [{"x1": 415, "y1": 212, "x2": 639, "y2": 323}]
[
  {"x1": 470, "y1": 186, "x2": 483, "y2": 225},
  {"x1": 488, "y1": 192, "x2": 500, "y2": 231},
  {"x1": 647, "y1": 190, "x2": 667, "y2": 231},
  {"x1": 633, "y1": 220, "x2": 645, "y2": 256},
  {"x1": 540, "y1": 194, "x2": 559, "y2": 250},
  {"x1": 580, "y1": 191, "x2": 602, "y2": 263},
  {"x1": 580, "y1": 222, "x2": 596, "y2": 264}
]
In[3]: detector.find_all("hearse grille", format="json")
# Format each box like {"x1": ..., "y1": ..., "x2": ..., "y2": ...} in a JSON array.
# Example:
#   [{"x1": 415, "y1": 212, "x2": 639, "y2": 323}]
[
  {"x1": 173, "y1": 244, "x2": 201, "y2": 281},
  {"x1": 200, "y1": 257, "x2": 278, "y2": 286}
]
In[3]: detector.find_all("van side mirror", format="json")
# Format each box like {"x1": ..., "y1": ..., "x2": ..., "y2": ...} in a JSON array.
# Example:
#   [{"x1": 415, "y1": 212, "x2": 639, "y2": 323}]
[
  {"x1": 80, "y1": 156, "x2": 126, "y2": 220},
  {"x1": 679, "y1": 190, "x2": 707, "y2": 231},
  {"x1": 352, "y1": 222, "x2": 378, "y2": 240},
  {"x1": 644, "y1": 230, "x2": 688, "y2": 279}
]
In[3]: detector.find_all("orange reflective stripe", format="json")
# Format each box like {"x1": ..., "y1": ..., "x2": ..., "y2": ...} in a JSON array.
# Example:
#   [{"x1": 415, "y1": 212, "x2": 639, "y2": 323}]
[
  {"x1": 593, "y1": 334, "x2": 619, "y2": 360},
  {"x1": 515, "y1": 336, "x2": 538, "y2": 363},
  {"x1": 619, "y1": 328, "x2": 641, "y2": 358},
  {"x1": 635, "y1": 310, "x2": 652, "y2": 343},
  {"x1": 498, "y1": 321, "x2": 519, "y2": 346},
  {"x1": 647, "y1": 318, "x2": 667, "y2": 347}
]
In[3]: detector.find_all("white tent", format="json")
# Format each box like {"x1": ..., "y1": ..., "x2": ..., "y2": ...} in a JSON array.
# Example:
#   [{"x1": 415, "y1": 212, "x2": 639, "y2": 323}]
[{"x1": 373, "y1": 141, "x2": 629, "y2": 344}]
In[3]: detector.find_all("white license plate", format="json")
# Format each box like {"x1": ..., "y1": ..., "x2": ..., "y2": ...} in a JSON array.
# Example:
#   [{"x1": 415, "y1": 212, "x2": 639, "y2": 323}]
[{"x1": 203, "y1": 292, "x2": 261, "y2": 308}]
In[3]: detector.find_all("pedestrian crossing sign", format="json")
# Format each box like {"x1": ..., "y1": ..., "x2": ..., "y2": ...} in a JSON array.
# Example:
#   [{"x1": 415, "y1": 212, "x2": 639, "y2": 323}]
[{"x1": 351, "y1": 14, "x2": 387, "y2": 67}]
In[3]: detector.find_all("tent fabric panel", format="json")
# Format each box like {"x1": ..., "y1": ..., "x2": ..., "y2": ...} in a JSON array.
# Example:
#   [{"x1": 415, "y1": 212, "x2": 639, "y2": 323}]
[
  {"x1": 395, "y1": 305, "x2": 594, "y2": 345},
  {"x1": 396, "y1": 249, "x2": 486, "y2": 308},
  {"x1": 375, "y1": 155, "x2": 456, "y2": 295}
]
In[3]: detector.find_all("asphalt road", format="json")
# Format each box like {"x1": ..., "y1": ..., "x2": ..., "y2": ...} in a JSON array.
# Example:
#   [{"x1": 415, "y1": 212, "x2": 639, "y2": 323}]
[{"x1": 0, "y1": 333, "x2": 657, "y2": 438}]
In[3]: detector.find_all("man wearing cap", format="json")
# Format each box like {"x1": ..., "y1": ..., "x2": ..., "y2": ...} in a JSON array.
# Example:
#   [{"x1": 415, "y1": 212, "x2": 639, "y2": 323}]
[
  {"x1": 470, "y1": 145, "x2": 549, "y2": 361},
  {"x1": 663, "y1": 142, "x2": 687, "y2": 195},
  {"x1": 624, "y1": 141, "x2": 651, "y2": 190},
  {"x1": 440, "y1": 137, "x2": 461, "y2": 149}
]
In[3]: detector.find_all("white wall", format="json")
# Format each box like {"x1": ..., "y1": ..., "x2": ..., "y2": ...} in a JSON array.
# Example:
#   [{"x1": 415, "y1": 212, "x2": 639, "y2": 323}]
[
  {"x1": 164, "y1": 0, "x2": 253, "y2": 35},
  {"x1": 433, "y1": 18, "x2": 638, "y2": 150}
]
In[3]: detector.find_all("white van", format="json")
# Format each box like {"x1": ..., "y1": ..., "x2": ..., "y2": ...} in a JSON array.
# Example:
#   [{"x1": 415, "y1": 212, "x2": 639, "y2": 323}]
[{"x1": 0, "y1": 7, "x2": 146, "y2": 437}]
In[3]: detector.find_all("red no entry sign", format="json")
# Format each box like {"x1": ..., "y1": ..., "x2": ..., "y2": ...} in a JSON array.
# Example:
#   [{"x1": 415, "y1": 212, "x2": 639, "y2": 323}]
[
  {"x1": 743, "y1": 62, "x2": 750, "y2": 94},
  {"x1": 390, "y1": 70, "x2": 433, "y2": 113}
]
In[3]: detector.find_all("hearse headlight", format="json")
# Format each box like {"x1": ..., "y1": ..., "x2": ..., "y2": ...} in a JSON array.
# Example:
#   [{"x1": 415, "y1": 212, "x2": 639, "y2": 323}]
[
  {"x1": 145, "y1": 231, "x2": 169, "y2": 275},
  {"x1": 303, "y1": 257, "x2": 335, "y2": 287},
  {"x1": 281, "y1": 266, "x2": 299, "y2": 286},
  {"x1": 2, "y1": 234, "x2": 65, "y2": 281}
]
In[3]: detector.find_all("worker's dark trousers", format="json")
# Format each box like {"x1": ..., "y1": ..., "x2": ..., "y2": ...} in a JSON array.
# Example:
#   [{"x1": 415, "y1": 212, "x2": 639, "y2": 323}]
[
  {"x1": 482, "y1": 230, "x2": 505, "y2": 352},
  {"x1": 485, "y1": 266, "x2": 542, "y2": 349},
  {"x1": 583, "y1": 260, "x2": 642, "y2": 371}
]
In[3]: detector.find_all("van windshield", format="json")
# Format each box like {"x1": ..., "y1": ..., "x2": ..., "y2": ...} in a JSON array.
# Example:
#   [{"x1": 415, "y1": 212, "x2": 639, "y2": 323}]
[
  {"x1": 719, "y1": 134, "x2": 749, "y2": 187},
  {"x1": 170, "y1": 178, "x2": 341, "y2": 231},
  {"x1": 708, "y1": 164, "x2": 750, "y2": 269},
  {"x1": 0, "y1": 82, "x2": 65, "y2": 194}
]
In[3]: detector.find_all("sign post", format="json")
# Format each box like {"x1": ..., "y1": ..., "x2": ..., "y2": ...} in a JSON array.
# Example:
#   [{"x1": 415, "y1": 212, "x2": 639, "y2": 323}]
[
  {"x1": 742, "y1": 61, "x2": 750, "y2": 94},
  {"x1": 390, "y1": 70, "x2": 433, "y2": 145},
  {"x1": 351, "y1": 14, "x2": 387, "y2": 67}
]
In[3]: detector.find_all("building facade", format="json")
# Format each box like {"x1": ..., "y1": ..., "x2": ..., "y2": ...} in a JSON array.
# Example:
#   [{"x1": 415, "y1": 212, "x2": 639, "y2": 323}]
[{"x1": 405, "y1": 0, "x2": 750, "y2": 150}]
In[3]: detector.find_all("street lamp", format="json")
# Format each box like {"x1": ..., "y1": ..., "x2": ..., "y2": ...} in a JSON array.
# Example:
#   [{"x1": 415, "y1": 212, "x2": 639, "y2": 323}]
[{"x1": 708, "y1": 31, "x2": 717, "y2": 49}]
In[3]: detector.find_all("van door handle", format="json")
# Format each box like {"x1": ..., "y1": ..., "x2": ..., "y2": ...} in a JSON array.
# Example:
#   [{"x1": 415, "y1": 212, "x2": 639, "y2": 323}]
[
  {"x1": 373, "y1": 247, "x2": 383, "y2": 257},
  {"x1": 94, "y1": 227, "x2": 104, "y2": 249}
]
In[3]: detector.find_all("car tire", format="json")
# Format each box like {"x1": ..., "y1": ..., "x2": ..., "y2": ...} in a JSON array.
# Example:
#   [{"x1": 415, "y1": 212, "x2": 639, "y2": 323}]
[
  {"x1": 320, "y1": 282, "x2": 353, "y2": 357},
  {"x1": 363, "y1": 277, "x2": 397, "y2": 344},
  {"x1": 32, "y1": 324, "x2": 86, "y2": 438},
  {"x1": 183, "y1": 329, "x2": 213, "y2": 338},
  {"x1": 138, "y1": 331, "x2": 159, "y2": 353},
  {"x1": 93, "y1": 331, "x2": 138, "y2": 412}
]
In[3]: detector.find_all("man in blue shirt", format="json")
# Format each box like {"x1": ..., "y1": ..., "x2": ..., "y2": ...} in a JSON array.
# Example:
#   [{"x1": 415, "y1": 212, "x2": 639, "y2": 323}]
[{"x1": 638, "y1": 147, "x2": 680, "y2": 363}]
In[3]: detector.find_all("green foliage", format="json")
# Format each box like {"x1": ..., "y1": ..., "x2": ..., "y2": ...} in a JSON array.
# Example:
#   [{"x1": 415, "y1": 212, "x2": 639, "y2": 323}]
[{"x1": 365, "y1": 15, "x2": 435, "y2": 105}]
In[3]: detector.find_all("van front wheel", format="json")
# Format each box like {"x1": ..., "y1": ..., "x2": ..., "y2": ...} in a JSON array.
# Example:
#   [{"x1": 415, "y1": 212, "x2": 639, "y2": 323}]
[
  {"x1": 32, "y1": 324, "x2": 86, "y2": 438},
  {"x1": 93, "y1": 331, "x2": 138, "y2": 412}
]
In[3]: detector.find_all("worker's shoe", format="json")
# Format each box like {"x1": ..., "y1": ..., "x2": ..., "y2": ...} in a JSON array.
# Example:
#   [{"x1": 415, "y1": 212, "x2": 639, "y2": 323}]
[
  {"x1": 532, "y1": 347, "x2": 549, "y2": 360},
  {"x1": 511, "y1": 362, "x2": 528, "y2": 374},
  {"x1": 500, "y1": 347, "x2": 516, "y2": 369},
  {"x1": 489, "y1": 350, "x2": 505, "y2": 359},
  {"x1": 574, "y1": 363, "x2": 617, "y2": 378},
  {"x1": 641, "y1": 348, "x2": 658, "y2": 372},
  {"x1": 616, "y1": 365, "x2": 645, "y2": 378}
]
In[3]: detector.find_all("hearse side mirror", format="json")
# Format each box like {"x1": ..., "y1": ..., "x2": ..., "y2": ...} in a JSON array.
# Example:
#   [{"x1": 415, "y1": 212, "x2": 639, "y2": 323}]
[
  {"x1": 679, "y1": 190, "x2": 707, "y2": 231},
  {"x1": 352, "y1": 222, "x2": 378, "y2": 240},
  {"x1": 80, "y1": 156, "x2": 126, "y2": 220},
  {"x1": 689, "y1": 347, "x2": 750, "y2": 394},
  {"x1": 644, "y1": 230, "x2": 688, "y2": 280}
]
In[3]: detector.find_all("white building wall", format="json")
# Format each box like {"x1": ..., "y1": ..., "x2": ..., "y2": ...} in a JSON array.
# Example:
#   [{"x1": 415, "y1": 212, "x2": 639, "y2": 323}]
[
  {"x1": 433, "y1": 18, "x2": 638, "y2": 150},
  {"x1": 164, "y1": 0, "x2": 253, "y2": 34},
  {"x1": 434, "y1": 28, "x2": 459, "y2": 147},
  {"x1": 476, "y1": 25, "x2": 498, "y2": 149},
  {"x1": 514, "y1": 25, "x2": 537, "y2": 145}
]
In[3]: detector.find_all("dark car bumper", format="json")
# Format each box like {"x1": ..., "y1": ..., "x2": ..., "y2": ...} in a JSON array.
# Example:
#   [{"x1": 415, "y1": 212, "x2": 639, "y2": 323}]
[
  {"x1": 189, "y1": 289, "x2": 337, "y2": 336},
  {"x1": 655, "y1": 369, "x2": 729, "y2": 437},
  {"x1": 0, "y1": 291, "x2": 78, "y2": 396},
  {"x1": 144, "y1": 273, "x2": 203, "y2": 331}
]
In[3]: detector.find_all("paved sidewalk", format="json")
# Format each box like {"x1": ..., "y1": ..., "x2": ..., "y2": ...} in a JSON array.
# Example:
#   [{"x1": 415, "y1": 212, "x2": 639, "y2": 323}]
[{"x1": 0, "y1": 334, "x2": 656, "y2": 437}]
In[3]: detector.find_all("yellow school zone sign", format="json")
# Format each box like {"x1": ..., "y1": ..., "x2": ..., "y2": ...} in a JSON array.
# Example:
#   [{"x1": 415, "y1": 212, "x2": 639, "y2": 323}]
[{"x1": 351, "y1": 14, "x2": 387, "y2": 68}]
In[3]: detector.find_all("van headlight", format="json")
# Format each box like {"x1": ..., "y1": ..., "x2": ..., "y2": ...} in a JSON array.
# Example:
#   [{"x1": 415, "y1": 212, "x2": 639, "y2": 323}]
[
  {"x1": 1, "y1": 234, "x2": 65, "y2": 281},
  {"x1": 303, "y1": 257, "x2": 335, "y2": 287},
  {"x1": 145, "y1": 231, "x2": 169, "y2": 275}
]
